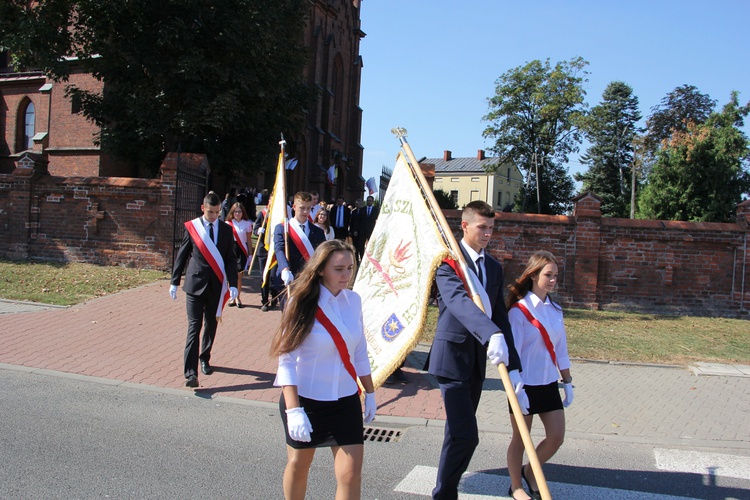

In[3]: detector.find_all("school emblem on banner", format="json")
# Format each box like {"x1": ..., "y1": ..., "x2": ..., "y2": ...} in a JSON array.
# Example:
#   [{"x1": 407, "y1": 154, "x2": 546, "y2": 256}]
[{"x1": 353, "y1": 153, "x2": 450, "y2": 388}]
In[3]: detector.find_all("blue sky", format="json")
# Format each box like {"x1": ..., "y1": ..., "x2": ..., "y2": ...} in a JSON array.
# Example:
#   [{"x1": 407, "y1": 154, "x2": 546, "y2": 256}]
[{"x1": 357, "y1": 0, "x2": 750, "y2": 190}]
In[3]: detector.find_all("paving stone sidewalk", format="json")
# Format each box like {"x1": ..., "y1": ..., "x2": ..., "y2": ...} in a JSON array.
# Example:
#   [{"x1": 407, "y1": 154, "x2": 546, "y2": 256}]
[{"x1": 0, "y1": 278, "x2": 748, "y2": 449}]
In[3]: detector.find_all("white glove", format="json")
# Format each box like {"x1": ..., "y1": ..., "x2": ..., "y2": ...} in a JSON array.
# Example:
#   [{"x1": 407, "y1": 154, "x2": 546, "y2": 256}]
[
  {"x1": 487, "y1": 333, "x2": 509, "y2": 366},
  {"x1": 509, "y1": 369, "x2": 530, "y2": 415},
  {"x1": 169, "y1": 285, "x2": 178, "y2": 300},
  {"x1": 281, "y1": 269, "x2": 294, "y2": 286},
  {"x1": 285, "y1": 407, "x2": 313, "y2": 442},
  {"x1": 364, "y1": 392, "x2": 376, "y2": 424},
  {"x1": 562, "y1": 382, "x2": 574, "y2": 408},
  {"x1": 258, "y1": 227, "x2": 265, "y2": 234},
  {"x1": 229, "y1": 287, "x2": 238, "y2": 301}
]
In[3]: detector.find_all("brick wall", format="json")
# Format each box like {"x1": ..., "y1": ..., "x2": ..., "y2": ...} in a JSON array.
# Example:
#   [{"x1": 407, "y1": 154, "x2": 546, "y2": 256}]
[
  {"x1": 444, "y1": 193, "x2": 750, "y2": 317},
  {"x1": 1, "y1": 159, "x2": 748, "y2": 316},
  {"x1": 0, "y1": 152, "x2": 176, "y2": 269}
]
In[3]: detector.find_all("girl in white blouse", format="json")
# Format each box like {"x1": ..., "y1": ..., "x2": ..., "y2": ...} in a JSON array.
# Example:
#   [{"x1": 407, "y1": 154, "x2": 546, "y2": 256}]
[
  {"x1": 224, "y1": 202, "x2": 253, "y2": 307},
  {"x1": 505, "y1": 251, "x2": 573, "y2": 500},
  {"x1": 270, "y1": 239, "x2": 376, "y2": 500}
]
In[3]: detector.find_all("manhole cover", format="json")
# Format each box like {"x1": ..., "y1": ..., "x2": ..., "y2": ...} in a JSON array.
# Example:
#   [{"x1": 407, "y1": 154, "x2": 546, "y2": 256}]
[{"x1": 363, "y1": 427, "x2": 402, "y2": 443}]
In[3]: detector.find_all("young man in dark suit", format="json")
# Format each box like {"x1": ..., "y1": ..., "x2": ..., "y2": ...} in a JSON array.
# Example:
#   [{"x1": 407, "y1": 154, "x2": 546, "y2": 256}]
[
  {"x1": 273, "y1": 191, "x2": 326, "y2": 292},
  {"x1": 357, "y1": 195, "x2": 379, "y2": 258},
  {"x1": 329, "y1": 196, "x2": 351, "y2": 240},
  {"x1": 425, "y1": 200, "x2": 528, "y2": 500},
  {"x1": 170, "y1": 192, "x2": 239, "y2": 388}
]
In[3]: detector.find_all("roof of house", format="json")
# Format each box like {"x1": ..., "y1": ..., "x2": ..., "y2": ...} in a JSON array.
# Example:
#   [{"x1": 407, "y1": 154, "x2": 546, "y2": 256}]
[{"x1": 420, "y1": 151, "x2": 504, "y2": 173}]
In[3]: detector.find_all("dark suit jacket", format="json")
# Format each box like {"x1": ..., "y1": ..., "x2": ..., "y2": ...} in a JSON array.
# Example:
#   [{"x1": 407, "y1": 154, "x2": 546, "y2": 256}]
[
  {"x1": 273, "y1": 221, "x2": 326, "y2": 276},
  {"x1": 171, "y1": 218, "x2": 239, "y2": 295},
  {"x1": 425, "y1": 244, "x2": 520, "y2": 381},
  {"x1": 329, "y1": 204, "x2": 351, "y2": 234},
  {"x1": 254, "y1": 210, "x2": 268, "y2": 257},
  {"x1": 360, "y1": 205, "x2": 379, "y2": 240}
]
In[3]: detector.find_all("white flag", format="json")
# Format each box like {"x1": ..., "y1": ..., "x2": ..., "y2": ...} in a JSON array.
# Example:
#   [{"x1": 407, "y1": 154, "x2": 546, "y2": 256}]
[
  {"x1": 353, "y1": 153, "x2": 450, "y2": 388},
  {"x1": 261, "y1": 151, "x2": 287, "y2": 288}
]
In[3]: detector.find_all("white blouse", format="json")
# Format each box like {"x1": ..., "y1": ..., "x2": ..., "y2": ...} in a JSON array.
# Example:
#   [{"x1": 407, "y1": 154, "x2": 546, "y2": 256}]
[
  {"x1": 508, "y1": 291, "x2": 571, "y2": 386},
  {"x1": 315, "y1": 223, "x2": 335, "y2": 241},
  {"x1": 227, "y1": 219, "x2": 253, "y2": 253},
  {"x1": 275, "y1": 286, "x2": 372, "y2": 401}
]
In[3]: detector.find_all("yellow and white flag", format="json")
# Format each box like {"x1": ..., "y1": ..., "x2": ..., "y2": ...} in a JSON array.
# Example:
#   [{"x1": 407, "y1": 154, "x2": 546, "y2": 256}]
[
  {"x1": 261, "y1": 151, "x2": 287, "y2": 288},
  {"x1": 353, "y1": 153, "x2": 450, "y2": 388}
]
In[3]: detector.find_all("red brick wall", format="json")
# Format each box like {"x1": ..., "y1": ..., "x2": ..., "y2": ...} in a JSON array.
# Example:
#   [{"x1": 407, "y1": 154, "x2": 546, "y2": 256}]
[
  {"x1": 0, "y1": 154, "x2": 177, "y2": 269},
  {"x1": 2, "y1": 159, "x2": 749, "y2": 317},
  {"x1": 444, "y1": 194, "x2": 750, "y2": 317}
]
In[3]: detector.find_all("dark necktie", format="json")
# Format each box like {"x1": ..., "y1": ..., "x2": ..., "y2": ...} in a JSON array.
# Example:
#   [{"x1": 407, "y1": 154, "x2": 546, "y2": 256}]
[
  {"x1": 208, "y1": 222, "x2": 214, "y2": 243},
  {"x1": 302, "y1": 222, "x2": 308, "y2": 236},
  {"x1": 476, "y1": 256, "x2": 484, "y2": 288}
]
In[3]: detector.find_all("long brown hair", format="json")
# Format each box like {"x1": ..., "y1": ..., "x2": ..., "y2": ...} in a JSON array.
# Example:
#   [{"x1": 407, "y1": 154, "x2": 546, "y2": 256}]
[
  {"x1": 506, "y1": 250, "x2": 561, "y2": 311},
  {"x1": 314, "y1": 207, "x2": 331, "y2": 232},
  {"x1": 269, "y1": 239, "x2": 357, "y2": 356},
  {"x1": 224, "y1": 202, "x2": 247, "y2": 222}
]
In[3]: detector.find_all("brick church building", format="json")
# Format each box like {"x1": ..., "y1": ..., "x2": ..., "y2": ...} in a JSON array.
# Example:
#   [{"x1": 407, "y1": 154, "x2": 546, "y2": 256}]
[{"x1": 0, "y1": 0, "x2": 366, "y2": 201}]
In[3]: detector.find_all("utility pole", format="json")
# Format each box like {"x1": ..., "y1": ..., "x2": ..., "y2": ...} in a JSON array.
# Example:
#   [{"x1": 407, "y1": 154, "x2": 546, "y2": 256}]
[{"x1": 534, "y1": 153, "x2": 541, "y2": 214}]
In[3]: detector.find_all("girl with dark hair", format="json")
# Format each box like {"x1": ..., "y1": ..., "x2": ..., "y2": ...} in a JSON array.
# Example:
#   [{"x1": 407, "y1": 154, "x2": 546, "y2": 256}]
[
  {"x1": 505, "y1": 251, "x2": 573, "y2": 500},
  {"x1": 270, "y1": 239, "x2": 376, "y2": 500}
]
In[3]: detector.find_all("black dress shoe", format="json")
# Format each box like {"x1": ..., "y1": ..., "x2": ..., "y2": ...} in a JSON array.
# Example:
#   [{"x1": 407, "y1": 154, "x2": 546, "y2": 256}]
[
  {"x1": 200, "y1": 361, "x2": 213, "y2": 375},
  {"x1": 185, "y1": 375, "x2": 198, "y2": 388},
  {"x1": 521, "y1": 465, "x2": 541, "y2": 499}
]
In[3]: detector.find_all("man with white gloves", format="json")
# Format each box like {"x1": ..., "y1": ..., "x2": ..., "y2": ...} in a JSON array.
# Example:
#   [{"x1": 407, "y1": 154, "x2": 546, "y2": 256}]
[
  {"x1": 272, "y1": 191, "x2": 326, "y2": 304},
  {"x1": 170, "y1": 191, "x2": 239, "y2": 388},
  {"x1": 424, "y1": 201, "x2": 525, "y2": 500}
]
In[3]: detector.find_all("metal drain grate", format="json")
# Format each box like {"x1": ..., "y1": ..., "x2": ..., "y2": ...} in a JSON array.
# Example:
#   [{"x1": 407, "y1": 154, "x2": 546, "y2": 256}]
[{"x1": 363, "y1": 427, "x2": 402, "y2": 443}]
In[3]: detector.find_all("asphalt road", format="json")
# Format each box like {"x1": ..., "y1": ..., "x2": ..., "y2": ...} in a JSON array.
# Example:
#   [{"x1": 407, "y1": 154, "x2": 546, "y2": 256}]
[{"x1": 3, "y1": 369, "x2": 749, "y2": 499}]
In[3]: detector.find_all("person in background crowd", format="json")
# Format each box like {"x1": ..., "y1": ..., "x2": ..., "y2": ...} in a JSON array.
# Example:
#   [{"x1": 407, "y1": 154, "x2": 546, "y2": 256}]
[
  {"x1": 224, "y1": 202, "x2": 253, "y2": 308},
  {"x1": 329, "y1": 196, "x2": 351, "y2": 241},
  {"x1": 254, "y1": 208, "x2": 277, "y2": 311},
  {"x1": 310, "y1": 191, "x2": 322, "y2": 220},
  {"x1": 221, "y1": 187, "x2": 238, "y2": 220},
  {"x1": 270, "y1": 239, "x2": 376, "y2": 500},
  {"x1": 505, "y1": 251, "x2": 573, "y2": 500},
  {"x1": 313, "y1": 208, "x2": 336, "y2": 241},
  {"x1": 349, "y1": 199, "x2": 363, "y2": 260},
  {"x1": 355, "y1": 196, "x2": 379, "y2": 261},
  {"x1": 170, "y1": 192, "x2": 238, "y2": 387}
]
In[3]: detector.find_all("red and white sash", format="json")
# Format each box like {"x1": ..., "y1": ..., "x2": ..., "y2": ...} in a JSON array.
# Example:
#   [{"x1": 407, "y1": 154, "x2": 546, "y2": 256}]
[
  {"x1": 288, "y1": 220, "x2": 315, "y2": 262},
  {"x1": 229, "y1": 220, "x2": 249, "y2": 257},
  {"x1": 315, "y1": 301, "x2": 360, "y2": 394},
  {"x1": 512, "y1": 301, "x2": 558, "y2": 367},
  {"x1": 185, "y1": 218, "x2": 230, "y2": 318},
  {"x1": 442, "y1": 257, "x2": 492, "y2": 318}
]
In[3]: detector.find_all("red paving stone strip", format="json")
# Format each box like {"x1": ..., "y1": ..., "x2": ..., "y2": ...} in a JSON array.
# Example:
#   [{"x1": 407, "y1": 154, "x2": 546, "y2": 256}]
[{"x1": 0, "y1": 278, "x2": 446, "y2": 423}]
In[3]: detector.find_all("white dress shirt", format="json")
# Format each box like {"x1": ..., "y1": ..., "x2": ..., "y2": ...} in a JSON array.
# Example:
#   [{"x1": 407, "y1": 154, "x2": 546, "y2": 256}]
[
  {"x1": 508, "y1": 291, "x2": 571, "y2": 386},
  {"x1": 228, "y1": 219, "x2": 253, "y2": 252},
  {"x1": 275, "y1": 285, "x2": 372, "y2": 401}
]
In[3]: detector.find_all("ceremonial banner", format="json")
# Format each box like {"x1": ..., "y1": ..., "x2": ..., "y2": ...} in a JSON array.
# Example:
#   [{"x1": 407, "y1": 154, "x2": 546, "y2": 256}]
[
  {"x1": 261, "y1": 151, "x2": 287, "y2": 288},
  {"x1": 352, "y1": 153, "x2": 450, "y2": 388}
]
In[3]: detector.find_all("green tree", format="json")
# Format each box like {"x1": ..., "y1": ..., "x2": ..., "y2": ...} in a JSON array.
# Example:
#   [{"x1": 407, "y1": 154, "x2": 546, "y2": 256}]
[
  {"x1": 432, "y1": 188, "x2": 458, "y2": 210},
  {"x1": 576, "y1": 81, "x2": 641, "y2": 218},
  {"x1": 638, "y1": 92, "x2": 750, "y2": 222},
  {"x1": 0, "y1": 0, "x2": 314, "y2": 178},
  {"x1": 482, "y1": 57, "x2": 587, "y2": 214}
]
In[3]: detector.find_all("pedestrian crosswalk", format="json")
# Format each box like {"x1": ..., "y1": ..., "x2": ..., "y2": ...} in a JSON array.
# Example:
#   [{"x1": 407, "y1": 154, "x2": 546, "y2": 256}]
[
  {"x1": 394, "y1": 465, "x2": 700, "y2": 499},
  {"x1": 655, "y1": 448, "x2": 750, "y2": 481}
]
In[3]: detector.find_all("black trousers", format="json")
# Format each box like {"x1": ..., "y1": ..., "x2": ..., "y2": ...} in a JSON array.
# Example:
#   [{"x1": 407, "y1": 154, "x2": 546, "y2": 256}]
[
  {"x1": 432, "y1": 373, "x2": 483, "y2": 500},
  {"x1": 256, "y1": 254, "x2": 270, "y2": 305},
  {"x1": 183, "y1": 288, "x2": 220, "y2": 378}
]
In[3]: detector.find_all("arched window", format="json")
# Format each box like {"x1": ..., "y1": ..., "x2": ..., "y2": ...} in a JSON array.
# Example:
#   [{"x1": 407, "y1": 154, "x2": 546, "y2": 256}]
[{"x1": 21, "y1": 100, "x2": 36, "y2": 150}]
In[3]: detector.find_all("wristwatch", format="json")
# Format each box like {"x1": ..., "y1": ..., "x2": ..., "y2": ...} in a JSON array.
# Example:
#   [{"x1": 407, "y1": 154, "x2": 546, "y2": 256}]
[{"x1": 562, "y1": 376, "x2": 573, "y2": 384}]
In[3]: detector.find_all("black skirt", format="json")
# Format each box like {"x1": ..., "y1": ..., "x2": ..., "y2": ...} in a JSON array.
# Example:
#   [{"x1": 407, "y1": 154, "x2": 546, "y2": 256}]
[
  {"x1": 279, "y1": 392, "x2": 364, "y2": 449},
  {"x1": 237, "y1": 249, "x2": 248, "y2": 272},
  {"x1": 509, "y1": 381, "x2": 564, "y2": 415}
]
